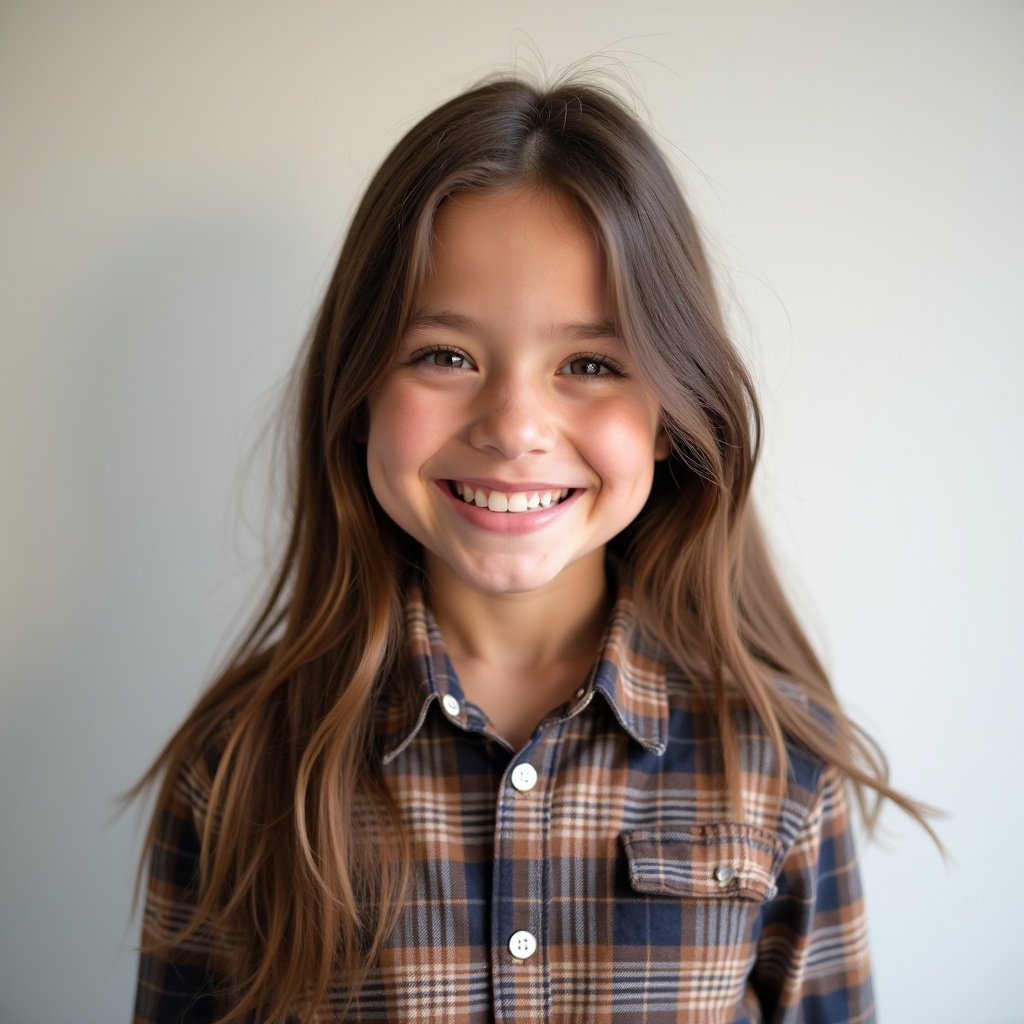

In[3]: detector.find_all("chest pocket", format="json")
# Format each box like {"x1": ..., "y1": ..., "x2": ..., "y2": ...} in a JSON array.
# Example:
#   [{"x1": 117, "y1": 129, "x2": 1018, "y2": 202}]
[
  {"x1": 622, "y1": 823, "x2": 784, "y2": 902},
  {"x1": 610, "y1": 825, "x2": 784, "y2": 1021}
]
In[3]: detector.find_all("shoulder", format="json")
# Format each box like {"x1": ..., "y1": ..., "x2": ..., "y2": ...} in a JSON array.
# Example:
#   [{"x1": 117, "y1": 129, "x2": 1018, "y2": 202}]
[
  {"x1": 662, "y1": 667, "x2": 841, "y2": 836},
  {"x1": 137, "y1": 722, "x2": 239, "y2": 1023},
  {"x1": 141, "y1": 717, "x2": 238, "y2": 948},
  {"x1": 157, "y1": 717, "x2": 233, "y2": 847}
]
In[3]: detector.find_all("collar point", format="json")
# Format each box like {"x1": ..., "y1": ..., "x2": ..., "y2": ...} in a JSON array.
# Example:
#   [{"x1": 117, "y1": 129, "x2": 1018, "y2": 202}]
[{"x1": 638, "y1": 736, "x2": 668, "y2": 756}]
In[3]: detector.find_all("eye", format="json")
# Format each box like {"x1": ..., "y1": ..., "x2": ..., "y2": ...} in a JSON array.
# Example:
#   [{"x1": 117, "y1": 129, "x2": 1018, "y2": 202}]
[
  {"x1": 411, "y1": 346, "x2": 475, "y2": 370},
  {"x1": 558, "y1": 353, "x2": 626, "y2": 378}
]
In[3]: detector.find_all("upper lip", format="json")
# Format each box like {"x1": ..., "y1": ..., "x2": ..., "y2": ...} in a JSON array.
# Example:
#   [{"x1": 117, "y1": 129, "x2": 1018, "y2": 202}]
[{"x1": 443, "y1": 478, "x2": 577, "y2": 492}]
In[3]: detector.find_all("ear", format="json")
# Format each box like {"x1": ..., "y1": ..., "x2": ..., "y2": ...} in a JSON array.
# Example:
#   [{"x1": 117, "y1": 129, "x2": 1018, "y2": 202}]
[{"x1": 654, "y1": 423, "x2": 671, "y2": 462}]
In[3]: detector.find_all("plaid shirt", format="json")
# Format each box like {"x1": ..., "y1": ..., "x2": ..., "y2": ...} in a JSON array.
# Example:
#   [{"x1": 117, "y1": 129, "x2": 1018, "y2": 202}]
[{"x1": 135, "y1": 582, "x2": 874, "y2": 1023}]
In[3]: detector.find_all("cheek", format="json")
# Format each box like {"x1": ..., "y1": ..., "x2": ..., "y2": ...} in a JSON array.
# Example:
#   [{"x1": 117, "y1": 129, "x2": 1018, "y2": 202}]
[
  {"x1": 366, "y1": 382, "x2": 451, "y2": 481},
  {"x1": 367, "y1": 391, "x2": 420, "y2": 478},
  {"x1": 583, "y1": 399, "x2": 662, "y2": 495},
  {"x1": 365, "y1": 405, "x2": 417, "y2": 530}
]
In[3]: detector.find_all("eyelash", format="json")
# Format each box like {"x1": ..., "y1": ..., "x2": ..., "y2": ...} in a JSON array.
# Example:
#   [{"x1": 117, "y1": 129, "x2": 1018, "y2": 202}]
[
  {"x1": 407, "y1": 346, "x2": 627, "y2": 379},
  {"x1": 407, "y1": 345, "x2": 474, "y2": 372},
  {"x1": 562, "y1": 351, "x2": 627, "y2": 379}
]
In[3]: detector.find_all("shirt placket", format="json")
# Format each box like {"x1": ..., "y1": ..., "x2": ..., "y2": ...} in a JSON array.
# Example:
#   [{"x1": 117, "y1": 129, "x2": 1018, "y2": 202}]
[{"x1": 490, "y1": 723, "x2": 559, "y2": 1023}]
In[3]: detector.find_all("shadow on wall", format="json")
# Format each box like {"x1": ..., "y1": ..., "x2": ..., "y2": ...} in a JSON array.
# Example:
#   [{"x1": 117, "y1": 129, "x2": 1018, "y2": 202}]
[{"x1": 0, "y1": 210, "x2": 323, "y2": 1024}]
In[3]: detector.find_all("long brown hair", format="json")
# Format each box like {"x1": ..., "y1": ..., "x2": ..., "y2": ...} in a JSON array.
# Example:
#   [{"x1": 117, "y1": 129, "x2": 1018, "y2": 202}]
[{"x1": 132, "y1": 74, "x2": 936, "y2": 1023}]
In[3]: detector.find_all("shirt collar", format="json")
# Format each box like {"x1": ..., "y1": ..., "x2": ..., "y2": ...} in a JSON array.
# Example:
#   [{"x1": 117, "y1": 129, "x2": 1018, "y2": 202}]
[{"x1": 377, "y1": 580, "x2": 669, "y2": 762}]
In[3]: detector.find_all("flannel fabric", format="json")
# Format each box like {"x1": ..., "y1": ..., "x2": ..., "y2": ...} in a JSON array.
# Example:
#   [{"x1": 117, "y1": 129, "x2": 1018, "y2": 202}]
[{"x1": 135, "y1": 582, "x2": 874, "y2": 1023}]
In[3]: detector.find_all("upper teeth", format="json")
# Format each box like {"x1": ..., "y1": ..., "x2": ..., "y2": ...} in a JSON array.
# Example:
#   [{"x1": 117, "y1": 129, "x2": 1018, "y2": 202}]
[{"x1": 452, "y1": 482, "x2": 570, "y2": 512}]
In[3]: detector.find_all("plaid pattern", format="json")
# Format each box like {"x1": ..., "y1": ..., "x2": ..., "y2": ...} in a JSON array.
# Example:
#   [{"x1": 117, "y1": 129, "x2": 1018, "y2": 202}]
[{"x1": 135, "y1": 583, "x2": 874, "y2": 1023}]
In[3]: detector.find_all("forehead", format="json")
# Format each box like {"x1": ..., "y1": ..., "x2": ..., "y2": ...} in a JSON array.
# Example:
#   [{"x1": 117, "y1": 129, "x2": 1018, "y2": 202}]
[
  {"x1": 413, "y1": 187, "x2": 609, "y2": 321},
  {"x1": 431, "y1": 185, "x2": 596, "y2": 247}
]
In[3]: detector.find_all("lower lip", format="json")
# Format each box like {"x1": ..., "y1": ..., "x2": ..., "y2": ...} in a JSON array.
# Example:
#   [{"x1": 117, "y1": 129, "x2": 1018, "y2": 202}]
[{"x1": 437, "y1": 482, "x2": 582, "y2": 534}]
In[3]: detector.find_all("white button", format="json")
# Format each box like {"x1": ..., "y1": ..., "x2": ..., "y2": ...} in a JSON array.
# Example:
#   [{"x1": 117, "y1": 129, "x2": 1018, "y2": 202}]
[
  {"x1": 441, "y1": 694, "x2": 461, "y2": 717},
  {"x1": 714, "y1": 864, "x2": 737, "y2": 883},
  {"x1": 574, "y1": 686, "x2": 587, "y2": 700},
  {"x1": 510, "y1": 763, "x2": 538, "y2": 792},
  {"x1": 508, "y1": 930, "x2": 538, "y2": 960}
]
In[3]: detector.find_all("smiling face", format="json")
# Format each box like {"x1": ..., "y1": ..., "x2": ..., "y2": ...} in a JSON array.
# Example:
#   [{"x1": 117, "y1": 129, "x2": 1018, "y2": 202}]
[{"x1": 365, "y1": 187, "x2": 669, "y2": 598}]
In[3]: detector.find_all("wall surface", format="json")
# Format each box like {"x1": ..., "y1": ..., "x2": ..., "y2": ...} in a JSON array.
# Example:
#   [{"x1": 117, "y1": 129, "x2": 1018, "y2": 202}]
[{"x1": 1, "y1": 2, "x2": 1021, "y2": 1021}]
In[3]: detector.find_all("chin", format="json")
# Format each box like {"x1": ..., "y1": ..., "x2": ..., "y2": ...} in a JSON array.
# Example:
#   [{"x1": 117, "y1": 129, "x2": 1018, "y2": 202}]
[
  {"x1": 459, "y1": 566, "x2": 560, "y2": 597},
  {"x1": 446, "y1": 551, "x2": 570, "y2": 596}
]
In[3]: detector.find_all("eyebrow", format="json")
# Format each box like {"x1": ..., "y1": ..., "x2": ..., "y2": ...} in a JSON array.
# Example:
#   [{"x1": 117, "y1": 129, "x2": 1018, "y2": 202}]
[{"x1": 405, "y1": 310, "x2": 620, "y2": 342}]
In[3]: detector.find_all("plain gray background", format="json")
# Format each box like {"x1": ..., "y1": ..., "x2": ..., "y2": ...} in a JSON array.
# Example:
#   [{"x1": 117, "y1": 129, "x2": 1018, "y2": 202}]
[{"x1": 2, "y1": 2, "x2": 1021, "y2": 1021}]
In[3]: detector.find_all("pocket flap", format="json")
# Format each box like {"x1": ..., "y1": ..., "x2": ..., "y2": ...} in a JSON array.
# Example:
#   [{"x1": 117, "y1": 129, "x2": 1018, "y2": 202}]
[{"x1": 622, "y1": 824, "x2": 783, "y2": 901}]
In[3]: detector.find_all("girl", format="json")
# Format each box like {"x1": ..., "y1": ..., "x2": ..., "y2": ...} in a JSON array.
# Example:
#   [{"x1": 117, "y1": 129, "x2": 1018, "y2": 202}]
[{"x1": 132, "y1": 75, "x2": 931, "y2": 1023}]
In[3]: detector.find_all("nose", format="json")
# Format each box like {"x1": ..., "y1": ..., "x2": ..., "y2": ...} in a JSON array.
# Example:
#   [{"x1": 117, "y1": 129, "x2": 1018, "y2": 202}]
[{"x1": 467, "y1": 372, "x2": 558, "y2": 459}]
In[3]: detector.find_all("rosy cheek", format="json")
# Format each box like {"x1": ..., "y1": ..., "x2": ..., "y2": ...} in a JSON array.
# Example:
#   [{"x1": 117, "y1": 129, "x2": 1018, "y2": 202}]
[
  {"x1": 366, "y1": 406, "x2": 402, "y2": 492},
  {"x1": 370, "y1": 385, "x2": 422, "y2": 449},
  {"x1": 373, "y1": 411, "x2": 415, "y2": 465},
  {"x1": 368, "y1": 383, "x2": 465, "y2": 495},
  {"x1": 585, "y1": 401, "x2": 661, "y2": 488}
]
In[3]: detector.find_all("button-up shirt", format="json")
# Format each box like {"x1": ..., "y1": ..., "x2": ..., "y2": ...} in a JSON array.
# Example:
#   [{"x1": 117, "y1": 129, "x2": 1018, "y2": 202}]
[{"x1": 135, "y1": 583, "x2": 874, "y2": 1023}]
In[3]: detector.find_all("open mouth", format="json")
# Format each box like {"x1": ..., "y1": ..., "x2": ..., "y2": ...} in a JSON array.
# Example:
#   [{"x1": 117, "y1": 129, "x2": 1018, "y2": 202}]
[{"x1": 448, "y1": 481, "x2": 574, "y2": 513}]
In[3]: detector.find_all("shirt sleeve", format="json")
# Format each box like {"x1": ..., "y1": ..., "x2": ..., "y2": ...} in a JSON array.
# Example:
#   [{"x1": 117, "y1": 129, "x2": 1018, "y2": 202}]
[
  {"x1": 133, "y1": 752, "x2": 232, "y2": 1024},
  {"x1": 751, "y1": 764, "x2": 876, "y2": 1024}
]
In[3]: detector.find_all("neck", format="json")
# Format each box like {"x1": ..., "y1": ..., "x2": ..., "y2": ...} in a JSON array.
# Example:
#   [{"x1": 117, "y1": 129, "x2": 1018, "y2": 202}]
[{"x1": 422, "y1": 548, "x2": 612, "y2": 671}]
